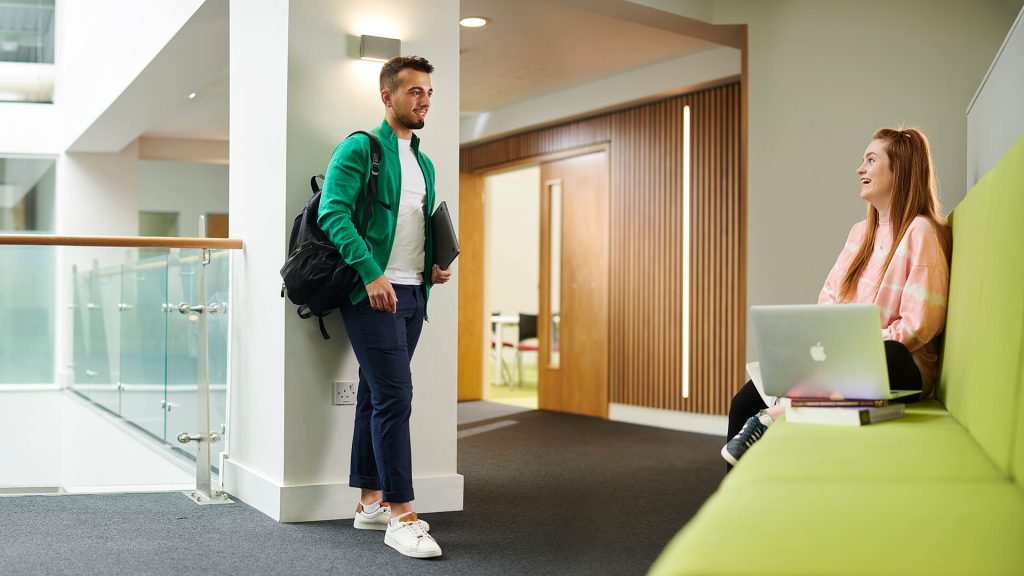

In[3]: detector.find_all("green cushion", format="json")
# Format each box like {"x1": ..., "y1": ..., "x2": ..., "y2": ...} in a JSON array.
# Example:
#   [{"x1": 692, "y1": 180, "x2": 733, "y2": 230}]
[
  {"x1": 1003, "y1": 139, "x2": 1024, "y2": 488},
  {"x1": 1016, "y1": 345, "x2": 1024, "y2": 488},
  {"x1": 939, "y1": 135, "x2": 1024, "y2": 477},
  {"x1": 722, "y1": 402, "x2": 1004, "y2": 486},
  {"x1": 939, "y1": 187, "x2": 985, "y2": 419},
  {"x1": 649, "y1": 482, "x2": 1024, "y2": 576}
]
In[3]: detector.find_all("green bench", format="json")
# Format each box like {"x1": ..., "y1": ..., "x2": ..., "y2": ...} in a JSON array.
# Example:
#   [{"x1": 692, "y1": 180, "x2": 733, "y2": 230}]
[{"x1": 649, "y1": 136, "x2": 1024, "y2": 576}]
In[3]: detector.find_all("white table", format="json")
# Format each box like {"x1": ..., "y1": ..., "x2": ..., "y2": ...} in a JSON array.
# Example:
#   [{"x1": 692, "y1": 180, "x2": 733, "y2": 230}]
[{"x1": 490, "y1": 315, "x2": 518, "y2": 386}]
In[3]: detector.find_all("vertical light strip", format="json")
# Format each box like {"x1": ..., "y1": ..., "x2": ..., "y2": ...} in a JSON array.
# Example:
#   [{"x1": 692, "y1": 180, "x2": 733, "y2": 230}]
[{"x1": 682, "y1": 104, "x2": 691, "y2": 398}]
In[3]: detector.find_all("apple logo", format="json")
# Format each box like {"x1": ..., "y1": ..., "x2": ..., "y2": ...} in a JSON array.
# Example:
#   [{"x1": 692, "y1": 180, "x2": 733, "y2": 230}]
[{"x1": 810, "y1": 342, "x2": 827, "y2": 362}]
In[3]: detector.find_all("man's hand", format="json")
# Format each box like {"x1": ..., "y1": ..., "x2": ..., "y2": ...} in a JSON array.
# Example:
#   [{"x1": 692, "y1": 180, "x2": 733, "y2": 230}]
[
  {"x1": 431, "y1": 264, "x2": 453, "y2": 285},
  {"x1": 366, "y1": 275, "x2": 397, "y2": 313}
]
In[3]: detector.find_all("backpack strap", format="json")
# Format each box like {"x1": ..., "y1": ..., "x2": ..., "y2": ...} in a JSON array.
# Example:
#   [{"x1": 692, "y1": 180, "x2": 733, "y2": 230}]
[
  {"x1": 346, "y1": 130, "x2": 382, "y2": 237},
  {"x1": 295, "y1": 131, "x2": 381, "y2": 340},
  {"x1": 297, "y1": 305, "x2": 332, "y2": 339}
]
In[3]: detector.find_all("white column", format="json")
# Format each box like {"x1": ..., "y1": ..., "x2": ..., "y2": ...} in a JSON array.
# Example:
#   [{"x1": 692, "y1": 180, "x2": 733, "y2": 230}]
[
  {"x1": 226, "y1": 0, "x2": 462, "y2": 522},
  {"x1": 53, "y1": 142, "x2": 141, "y2": 388}
]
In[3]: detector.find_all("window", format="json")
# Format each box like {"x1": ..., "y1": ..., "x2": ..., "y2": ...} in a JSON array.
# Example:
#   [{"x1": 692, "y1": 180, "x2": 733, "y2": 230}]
[
  {"x1": 0, "y1": 156, "x2": 56, "y2": 384},
  {"x1": 0, "y1": 0, "x2": 56, "y2": 103}
]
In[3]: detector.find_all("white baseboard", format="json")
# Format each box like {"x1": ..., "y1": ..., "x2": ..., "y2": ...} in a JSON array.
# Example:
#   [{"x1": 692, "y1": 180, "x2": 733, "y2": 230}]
[
  {"x1": 62, "y1": 483, "x2": 194, "y2": 494},
  {"x1": 608, "y1": 403, "x2": 728, "y2": 436},
  {"x1": 222, "y1": 459, "x2": 282, "y2": 520},
  {"x1": 224, "y1": 458, "x2": 464, "y2": 523}
]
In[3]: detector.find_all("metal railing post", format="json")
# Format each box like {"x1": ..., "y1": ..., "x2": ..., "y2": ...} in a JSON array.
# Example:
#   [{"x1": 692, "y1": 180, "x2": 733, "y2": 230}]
[{"x1": 176, "y1": 216, "x2": 230, "y2": 505}]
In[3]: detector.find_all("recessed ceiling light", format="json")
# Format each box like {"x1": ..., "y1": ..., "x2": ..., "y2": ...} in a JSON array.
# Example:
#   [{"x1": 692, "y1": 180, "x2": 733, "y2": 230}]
[
  {"x1": 188, "y1": 92, "x2": 197, "y2": 99},
  {"x1": 459, "y1": 17, "x2": 489, "y2": 28}
]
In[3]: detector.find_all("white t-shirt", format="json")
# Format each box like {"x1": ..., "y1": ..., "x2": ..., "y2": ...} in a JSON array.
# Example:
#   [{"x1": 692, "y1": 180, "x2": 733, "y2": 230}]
[{"x1": 384, "y1": 137, "x2": 426, "y2": 285}]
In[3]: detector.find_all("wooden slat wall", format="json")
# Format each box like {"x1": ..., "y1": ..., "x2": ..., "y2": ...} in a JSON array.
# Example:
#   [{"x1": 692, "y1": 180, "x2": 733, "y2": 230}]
[{"x1": 460, "y1": 82, "x2": 743, "y2": 415}]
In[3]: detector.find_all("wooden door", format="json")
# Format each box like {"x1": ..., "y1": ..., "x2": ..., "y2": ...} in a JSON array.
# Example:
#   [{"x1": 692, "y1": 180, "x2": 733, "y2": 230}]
[
  {"x1": 539, "y1": 151, "x2": 609, "y2": 418},
  {"x1": 206, "y1": 213, "x2": 229, "y2": 238},
  {"x1": 457, "y1": 172, "x2": 486, "y2": 401}
]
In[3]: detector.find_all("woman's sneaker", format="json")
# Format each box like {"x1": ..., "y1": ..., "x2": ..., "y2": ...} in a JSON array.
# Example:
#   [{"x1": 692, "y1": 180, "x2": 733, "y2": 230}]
[
  {"x1": 384, "y1": 512, "x2": 442, "y2": 559},
  {"x1": 721, "y1": 411, "x2": 772, "y2": 465},
  {"x1": 353, "y1": 502, "x2": 430, "y2": 532}
]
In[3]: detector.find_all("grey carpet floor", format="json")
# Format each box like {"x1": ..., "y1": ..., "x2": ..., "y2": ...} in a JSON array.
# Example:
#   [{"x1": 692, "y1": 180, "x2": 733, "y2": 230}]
[
  {"x1": 457, "y1": 400, "x2": 534, "y2": 425},
  {"x1": 0, "y1": 405, "x2": 725, "y2": 576}
]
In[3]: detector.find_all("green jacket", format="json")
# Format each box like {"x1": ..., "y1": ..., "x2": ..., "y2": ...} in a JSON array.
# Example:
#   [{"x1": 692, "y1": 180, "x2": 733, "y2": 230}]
[{"x1": 318, "y1": 119, "x2": 436, "y2": 307}]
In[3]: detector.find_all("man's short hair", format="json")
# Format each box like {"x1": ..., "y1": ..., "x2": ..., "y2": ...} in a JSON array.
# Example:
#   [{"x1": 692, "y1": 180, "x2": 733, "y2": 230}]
[{"x1": 380, "y1": 56, "x2": 434, "y2": 93}]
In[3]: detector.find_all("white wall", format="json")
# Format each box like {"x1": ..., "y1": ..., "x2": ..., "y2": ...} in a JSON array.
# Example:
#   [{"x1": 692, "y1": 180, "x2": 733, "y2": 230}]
[
  {"x1": 226, "y1": 0, "x2": 290, "y2": 510},
  {"x1": 461, "y1": 46, "x2": 740, "y2": 144},
  {"x1": 139, "y1": 137, "x2": 229, "y2": 165},
  {"x1": 968, "y1": 6, "x2": 1024, "y2": 186},
  {"x1": 53, "y1": 142, "x2": 142, "y2": 387},
  {"x1": 0, "y1": 104, "x2": 61, "y2": 155},
  {"x1": 227, "y1": 0, "x2": 461, "y2": 522},
  {"x1": 706, "y1": 0, "x2": 1022, "y2": 360},
  {"x1": 57, "y1": 0, "x2": 207, "y2": 151},
  {"x1": 138, "y1": 160, "x2": 229, "y2": 236},
  {"x1": 55, "y1": 144, "x2": 141, "y2": 238},
  {"x1": 485, "y1": 166, "x2": 541, "y2": 319}
]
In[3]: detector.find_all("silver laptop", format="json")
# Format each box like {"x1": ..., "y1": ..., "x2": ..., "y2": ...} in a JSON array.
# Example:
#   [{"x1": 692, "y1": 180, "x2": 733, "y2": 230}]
[{"x1": 751, "y1": 304, "x2": 919, "y2": 401}]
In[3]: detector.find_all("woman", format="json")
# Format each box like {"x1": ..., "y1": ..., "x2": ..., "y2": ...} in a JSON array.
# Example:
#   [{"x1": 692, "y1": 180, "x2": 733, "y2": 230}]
[{"x1": 722, "y1": 127, "x2": 952, "y2": 466}]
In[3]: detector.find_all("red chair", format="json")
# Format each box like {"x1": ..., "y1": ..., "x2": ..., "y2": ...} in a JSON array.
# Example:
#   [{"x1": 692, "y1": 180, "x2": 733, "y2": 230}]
[{"x1": 509, "y1": 313, "x2": 538, "y2": 388}]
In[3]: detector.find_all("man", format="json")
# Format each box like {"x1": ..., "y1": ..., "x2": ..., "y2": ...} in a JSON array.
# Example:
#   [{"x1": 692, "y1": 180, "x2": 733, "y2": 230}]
[{"x1": 318, "y1": 55, "x2": 451, "y2": 559}]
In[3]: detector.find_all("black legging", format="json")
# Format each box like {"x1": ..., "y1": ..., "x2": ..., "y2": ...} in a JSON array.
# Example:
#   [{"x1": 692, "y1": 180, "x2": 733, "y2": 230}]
[{"x1": 727, "y1": 340, "x2": 923, "y2": 439}]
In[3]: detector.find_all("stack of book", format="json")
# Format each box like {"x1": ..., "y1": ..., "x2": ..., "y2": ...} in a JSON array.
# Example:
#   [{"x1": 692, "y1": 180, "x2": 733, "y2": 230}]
[
  {"x1": 746, "y1": 361, "x2": 907, "y2": 426},
  {"x1": 784, "y1": 398, "x2": 905, "y2": 426}
]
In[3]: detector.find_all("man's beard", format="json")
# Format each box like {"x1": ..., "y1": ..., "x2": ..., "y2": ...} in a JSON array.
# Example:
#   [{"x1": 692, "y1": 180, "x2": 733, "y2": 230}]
[{"x1": 398, "y1": 111, "x2": 425, "y2": 131}]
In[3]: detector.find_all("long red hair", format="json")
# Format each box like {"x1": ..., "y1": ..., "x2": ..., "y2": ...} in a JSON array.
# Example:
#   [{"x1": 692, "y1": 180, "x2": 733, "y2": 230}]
[{"x1": 838, "y1": 127, "x2": 952, "y2": 302}]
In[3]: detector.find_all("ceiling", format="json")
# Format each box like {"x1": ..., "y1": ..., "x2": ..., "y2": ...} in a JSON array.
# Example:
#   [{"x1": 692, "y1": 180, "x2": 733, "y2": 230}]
[
  {"x1": 144, "y1": 66, "x2": 229, "y2": 141},
  {"x1": 459, "y1": 0, "x2": 717, "y2": 114},
  {"x1": 140, "y1": 0, "x2": 717, "y2": 142}
]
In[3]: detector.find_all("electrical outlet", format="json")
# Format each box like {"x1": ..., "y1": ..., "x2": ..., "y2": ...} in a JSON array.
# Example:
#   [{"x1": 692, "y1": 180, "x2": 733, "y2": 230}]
[{"x1": 334, "y1": 381, "x2": 357, "y2": 405}]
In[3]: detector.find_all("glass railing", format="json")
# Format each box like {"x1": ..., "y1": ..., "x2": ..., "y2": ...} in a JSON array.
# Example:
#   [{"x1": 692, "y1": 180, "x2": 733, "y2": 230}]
[
  {"x1": 0, "y1": 235, "x2": 240, "y2": 501},
  {"x1": 70, "y1": 249, "x2": 230, "y2": 463},
  {"x1": 0, "y1": 244, "x2": 55, "y2": 384}
]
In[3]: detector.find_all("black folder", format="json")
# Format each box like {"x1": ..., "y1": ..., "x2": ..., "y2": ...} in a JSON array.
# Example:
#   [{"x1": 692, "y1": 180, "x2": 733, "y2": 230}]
[{"x1": 431, "y1": 200, "x2": 460, "y2": 269}]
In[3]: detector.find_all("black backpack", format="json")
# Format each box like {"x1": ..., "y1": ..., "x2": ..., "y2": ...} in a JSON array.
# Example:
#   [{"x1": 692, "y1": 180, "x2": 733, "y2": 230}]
[{"x1": 280, "y1": 131, "x2": 381, "y2": 339}]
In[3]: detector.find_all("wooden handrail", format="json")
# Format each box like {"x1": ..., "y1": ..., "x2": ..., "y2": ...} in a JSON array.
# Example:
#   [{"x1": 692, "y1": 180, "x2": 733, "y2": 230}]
[{"x1": 0, "y1": 235, "x2": 243, "y2": 250}]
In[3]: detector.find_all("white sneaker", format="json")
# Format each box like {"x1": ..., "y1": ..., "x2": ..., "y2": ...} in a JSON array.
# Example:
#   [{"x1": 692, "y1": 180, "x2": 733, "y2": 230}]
[
  {"x1": 384, "y1": 512, "x2": 442, "y2": 559},
  {"x1": 353, "y1": 502, "x2": 430, "y2": 532}
]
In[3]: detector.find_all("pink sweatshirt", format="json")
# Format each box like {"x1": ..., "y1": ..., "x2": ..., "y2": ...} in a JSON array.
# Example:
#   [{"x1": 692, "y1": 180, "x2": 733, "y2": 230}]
[{"x1": 818, "y1": 216, "x2": 950, "y2": 395}]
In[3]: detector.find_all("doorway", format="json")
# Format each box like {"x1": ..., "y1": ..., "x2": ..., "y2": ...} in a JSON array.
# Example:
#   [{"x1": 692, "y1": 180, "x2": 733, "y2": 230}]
[
  {"x1": 459, "y1": 148, "x2": 610, "y2": 418},
  {"x1": 483, "y1": 166, "x2": 541, "y2": 409}
]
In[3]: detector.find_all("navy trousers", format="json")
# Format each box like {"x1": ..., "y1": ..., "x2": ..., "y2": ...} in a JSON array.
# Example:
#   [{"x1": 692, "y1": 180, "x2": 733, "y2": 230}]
[{"x1": 340, "y1": 284, "x2": 425, "y2": 503}]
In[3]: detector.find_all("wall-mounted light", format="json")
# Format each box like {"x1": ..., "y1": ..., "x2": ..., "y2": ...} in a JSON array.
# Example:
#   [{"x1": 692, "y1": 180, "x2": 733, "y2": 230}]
[
  {"x1": 360, "y1": 35, "x2": 400, "y2": 62},
  {"x1": 188, "y1": 92, "x2": 197, "y2": 100},
  {"x1": 459, "y1": 17, "x2": 489, "y2": 28}
]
